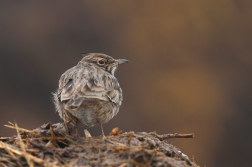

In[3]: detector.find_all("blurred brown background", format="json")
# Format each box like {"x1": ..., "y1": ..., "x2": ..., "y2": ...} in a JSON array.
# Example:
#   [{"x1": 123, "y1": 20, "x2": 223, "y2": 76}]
[{"x1": 1, "y1": 1, "x2": 252, "y2": 166}]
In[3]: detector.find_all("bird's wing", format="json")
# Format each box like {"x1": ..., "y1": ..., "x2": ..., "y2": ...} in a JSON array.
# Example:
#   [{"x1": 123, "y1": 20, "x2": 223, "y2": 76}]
[{"x1": 57, "y1": 64, "x2": 122, "y2": 109}]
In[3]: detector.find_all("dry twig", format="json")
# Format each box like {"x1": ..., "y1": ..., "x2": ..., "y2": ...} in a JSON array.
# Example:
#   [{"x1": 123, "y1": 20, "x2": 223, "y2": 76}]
[
  {"x1": 4, "y1": 122, "x2": 33, "y2": 133},
  {"x1": 149, "y1": 132, "x2": 194, "y2": 140}
]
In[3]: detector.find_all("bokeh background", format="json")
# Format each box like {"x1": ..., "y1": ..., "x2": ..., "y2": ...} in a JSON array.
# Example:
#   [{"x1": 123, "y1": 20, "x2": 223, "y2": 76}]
[{"x1": 1, "y1": 1, "x2": 252, "y2": 166}]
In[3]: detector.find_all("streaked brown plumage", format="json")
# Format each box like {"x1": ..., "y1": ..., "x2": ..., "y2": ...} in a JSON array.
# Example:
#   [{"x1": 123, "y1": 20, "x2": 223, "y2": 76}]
[{"x1": 53, "y1": 53, "x2": 129, "y2": 136}]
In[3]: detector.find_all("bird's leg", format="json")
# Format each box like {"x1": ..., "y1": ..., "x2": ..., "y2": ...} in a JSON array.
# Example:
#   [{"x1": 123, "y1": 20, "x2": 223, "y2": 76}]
[
  {"x1": 75, "y1": 125, "x2": 79, "y2": 137},
  {"x1": 100, "y1": 123, "x2": 105, "y2": 138},
  {"x1": 65, "y1": 119, "x2": 78, "y2": 136}
]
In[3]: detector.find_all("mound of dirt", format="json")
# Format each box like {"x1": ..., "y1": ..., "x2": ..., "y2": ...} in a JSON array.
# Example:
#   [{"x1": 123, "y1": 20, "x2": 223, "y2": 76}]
[{"x1": 0, "y1": 122, "x2": 197, "y2": 167}]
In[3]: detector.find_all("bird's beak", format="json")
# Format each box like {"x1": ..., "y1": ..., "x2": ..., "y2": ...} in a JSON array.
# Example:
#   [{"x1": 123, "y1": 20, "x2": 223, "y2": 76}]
[{"x1": 116, "y1": 59, "x2": 130, "y2": 65}]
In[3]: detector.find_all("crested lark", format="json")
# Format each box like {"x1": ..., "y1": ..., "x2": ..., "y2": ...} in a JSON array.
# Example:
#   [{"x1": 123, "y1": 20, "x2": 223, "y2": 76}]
[{"x1": 53, "y1": 53, "x2": 129, "y2": 137}]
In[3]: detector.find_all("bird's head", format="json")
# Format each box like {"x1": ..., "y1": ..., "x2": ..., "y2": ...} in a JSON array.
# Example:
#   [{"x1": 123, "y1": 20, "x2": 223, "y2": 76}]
[{"x1": 79, "y1": 53, "x2": 129, "y2": 75}]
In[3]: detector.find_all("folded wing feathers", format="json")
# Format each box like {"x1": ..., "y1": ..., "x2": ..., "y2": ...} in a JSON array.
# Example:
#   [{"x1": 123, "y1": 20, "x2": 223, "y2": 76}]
[
  {"x1": 60, "y1": 79, "x2": 74, "y2": 101},
  {"x1": 59, "y1": 65, "x2": 121, "y2": 109},
  {"x1": 106, "y1": 90, "x2": 120, "y2": 104}
]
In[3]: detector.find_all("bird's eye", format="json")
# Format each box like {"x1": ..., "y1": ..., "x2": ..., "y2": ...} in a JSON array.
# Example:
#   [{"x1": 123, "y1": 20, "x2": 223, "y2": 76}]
[{"x1": 98, "y1": 60, "x2": 105, "y2": 65}]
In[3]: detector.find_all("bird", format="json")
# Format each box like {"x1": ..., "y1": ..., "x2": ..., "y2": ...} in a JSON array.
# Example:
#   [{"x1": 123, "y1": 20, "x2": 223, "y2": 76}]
[{"x1": 53, "y1": 53, "x2": 129, "y2": 137}]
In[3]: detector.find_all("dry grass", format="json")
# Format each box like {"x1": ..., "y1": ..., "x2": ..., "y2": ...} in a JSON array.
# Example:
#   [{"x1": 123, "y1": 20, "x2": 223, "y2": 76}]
[{"x1": 0, "y1": 122, "x2": 197, "y2": 167}]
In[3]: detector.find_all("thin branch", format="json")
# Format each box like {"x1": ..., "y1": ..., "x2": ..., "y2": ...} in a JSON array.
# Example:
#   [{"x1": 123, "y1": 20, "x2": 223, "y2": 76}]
[{"x1": 149, "y1": 132, "x2": 194, "y2": 140}]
